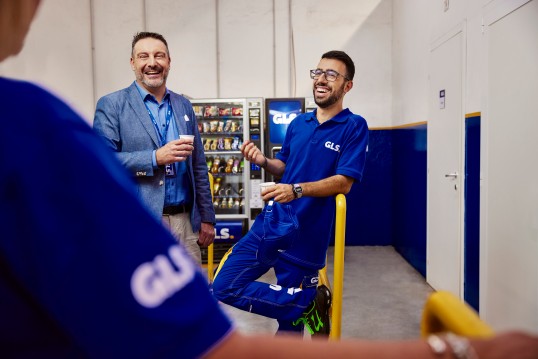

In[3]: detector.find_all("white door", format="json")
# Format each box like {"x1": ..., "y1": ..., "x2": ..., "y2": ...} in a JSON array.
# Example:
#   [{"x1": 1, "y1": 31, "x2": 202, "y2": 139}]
[
  {"x1": 481, "y1": 0, "x2": 538, "y2": 330},
  {"x1": 427, "y1": 28, "x2": 465, "y2": 297}
]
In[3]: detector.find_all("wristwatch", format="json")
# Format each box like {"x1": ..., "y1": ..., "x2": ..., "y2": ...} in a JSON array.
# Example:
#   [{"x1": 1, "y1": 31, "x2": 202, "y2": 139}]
[{"x1": 292, "y1": 184, "x2": 303, "y2": 199}]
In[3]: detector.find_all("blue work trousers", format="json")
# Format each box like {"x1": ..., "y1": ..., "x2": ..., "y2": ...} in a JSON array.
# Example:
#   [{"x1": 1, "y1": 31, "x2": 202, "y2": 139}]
[{"x1": 212, "y1": 230, "x2": 319, "y2": 333}]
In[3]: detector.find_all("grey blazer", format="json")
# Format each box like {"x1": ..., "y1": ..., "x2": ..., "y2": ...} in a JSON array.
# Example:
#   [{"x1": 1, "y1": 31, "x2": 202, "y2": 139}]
[{"x1": 93, "y1": 82, "x2": 215, "y2": 232}]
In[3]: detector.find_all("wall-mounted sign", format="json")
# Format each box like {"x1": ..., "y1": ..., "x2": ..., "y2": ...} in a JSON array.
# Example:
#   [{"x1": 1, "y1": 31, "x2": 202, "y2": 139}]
[{"x1": 440, "y1": 89, "x2": 446, "y2": 109}]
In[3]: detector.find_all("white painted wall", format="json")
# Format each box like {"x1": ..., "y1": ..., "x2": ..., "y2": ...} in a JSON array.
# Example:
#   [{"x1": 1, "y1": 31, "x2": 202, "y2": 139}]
[
  {"x1": 290, "y1": 0, "x2": 392, "y2": 125},
  {"x1": 480, "y1": 0, "x2": 538, "y2": 332},
  {"x1": 0, "y1": 0, "x2": 94, "y2": 120},
  {"x1": 392, "y1": 0, "x2": 432, "y2": 125},
  {"x1": 91, "y1": 0, "x2": 145, "y2": 104},
  {"x1": 391, "y1": 0, "x2": 487, "y2": 125},
  {"x1": 0, "y1": 0, "x2": 392, "y2": 125},
  {"x1": 1, "y1": 0, "x2": 537, "y2": 332}
]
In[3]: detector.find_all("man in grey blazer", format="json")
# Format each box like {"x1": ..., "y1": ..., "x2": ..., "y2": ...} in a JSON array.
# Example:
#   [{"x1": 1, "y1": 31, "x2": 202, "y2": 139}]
[{"x1": 93, "y1": 32, "x2": 215, "y2": 264}]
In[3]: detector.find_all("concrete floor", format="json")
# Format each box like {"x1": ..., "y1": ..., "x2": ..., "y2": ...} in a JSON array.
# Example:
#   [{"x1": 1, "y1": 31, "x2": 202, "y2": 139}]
[{"x1": 212, "y1": 246, "x2": 434, "y2": 340}]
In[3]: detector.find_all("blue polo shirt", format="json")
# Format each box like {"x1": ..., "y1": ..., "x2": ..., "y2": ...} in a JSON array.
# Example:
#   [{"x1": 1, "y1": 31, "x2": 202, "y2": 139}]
[
  {"x1": 134, "y1": 82, "x2": 192, "y2": 207},
  {"x1": 0, "y1": 78, "x2": 231, "y2": 358},
  {"x1": 276, "y1": 108, "x2": 368, "y2": 269}
]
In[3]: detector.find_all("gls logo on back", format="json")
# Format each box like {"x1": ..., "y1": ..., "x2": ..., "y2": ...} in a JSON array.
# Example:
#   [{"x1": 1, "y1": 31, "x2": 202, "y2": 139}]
[
  {"x1": 325, "y1": 141, "x2": 340, "y2": 152},
  {"x1": 131, "y1": 244, "x2": 195, "y2": 308}
]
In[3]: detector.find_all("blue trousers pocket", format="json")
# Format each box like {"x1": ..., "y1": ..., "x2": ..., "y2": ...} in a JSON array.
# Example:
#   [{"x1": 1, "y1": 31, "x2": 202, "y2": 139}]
[{"x1": 256, "y1": 200, "x2": 299, "y2": 266}]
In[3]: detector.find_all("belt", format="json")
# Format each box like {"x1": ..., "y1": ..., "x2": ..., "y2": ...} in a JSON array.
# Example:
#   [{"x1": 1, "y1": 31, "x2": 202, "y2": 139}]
[{"x1": 162, "y1": 204, "x2": 191, "y2": 215}]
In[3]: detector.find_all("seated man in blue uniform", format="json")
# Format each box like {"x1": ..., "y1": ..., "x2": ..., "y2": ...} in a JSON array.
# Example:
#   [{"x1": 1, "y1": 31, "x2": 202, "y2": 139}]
[
  {"x1": 212, "y1": 50, "x2": 369, "y2": 337},
  {"x1": 2, "y1": 1, "x2": 538, "y2": 358}
]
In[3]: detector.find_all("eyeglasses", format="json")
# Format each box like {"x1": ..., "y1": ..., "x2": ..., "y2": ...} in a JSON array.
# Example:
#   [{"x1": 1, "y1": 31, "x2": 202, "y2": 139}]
[{"x1": 310, "y1": 69, "x2": 350, "y2": 82}]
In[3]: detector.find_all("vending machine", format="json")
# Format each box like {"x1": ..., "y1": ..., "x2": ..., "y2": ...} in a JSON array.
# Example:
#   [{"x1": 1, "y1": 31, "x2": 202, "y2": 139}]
[
  {"x1": 191, "y1": 98, "x2": 264, "y2": 262},
  {"x1": 263, "y1": 98, "x2": 306, "y2": 183}
]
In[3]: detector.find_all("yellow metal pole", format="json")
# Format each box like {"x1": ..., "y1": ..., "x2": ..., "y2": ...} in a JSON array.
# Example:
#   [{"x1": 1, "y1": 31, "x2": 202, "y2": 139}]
[
  {"x1": 208, "y1": 244, "x2": 214, "y2": 283},
  {"x1": 207, "y1": 173, "x2": 215, "y2": 283},
  {"x1": 330, "y1": 194, "x2": 346, "y2": 340},
  {"x1": 421, "y1": 290, "x2": 494, "y2": 338},
  {"x1": 318, "y1": 265, "x2": 331, "y2": 290}
]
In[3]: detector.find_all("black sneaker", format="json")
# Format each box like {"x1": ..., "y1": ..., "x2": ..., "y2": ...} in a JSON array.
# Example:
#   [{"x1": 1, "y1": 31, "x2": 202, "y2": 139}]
[{"x1": 293, "y1": 284, "x2": 331, "y2": 337}]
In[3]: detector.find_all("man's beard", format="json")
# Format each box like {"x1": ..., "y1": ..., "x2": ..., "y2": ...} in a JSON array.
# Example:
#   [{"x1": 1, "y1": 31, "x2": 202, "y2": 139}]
[
  {"x1": 314, "y1": 82, "x2": 345, "y2": 109},
  {"x1": 137, "y1": 67, "x2": 169, "y2": 89},
  {"x1": 142, "y1": 76, "x2": 166, "y2": 89}
]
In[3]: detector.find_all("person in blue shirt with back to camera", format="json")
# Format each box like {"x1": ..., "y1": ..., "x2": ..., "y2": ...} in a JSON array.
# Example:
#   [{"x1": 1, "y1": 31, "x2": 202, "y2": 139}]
[
  {"x1": 212, "y1": 49, "x2": 369, "y2": 337},
  {"x1": 1, "y1": 1, "x2": 538, "y2": 358}
]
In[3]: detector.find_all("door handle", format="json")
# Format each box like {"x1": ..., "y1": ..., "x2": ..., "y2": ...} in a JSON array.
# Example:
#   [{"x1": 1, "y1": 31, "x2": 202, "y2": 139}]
[{"x1": 445, "y1": 172, "x2": 458, "y2": 179}]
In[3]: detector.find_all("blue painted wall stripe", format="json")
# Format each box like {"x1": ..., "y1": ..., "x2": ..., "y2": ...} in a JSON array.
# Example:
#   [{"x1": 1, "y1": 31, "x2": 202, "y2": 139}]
[
  {"x1": 464, "y1": 115, "x2": 481, "y2": 311},
  {"x1": 343, "y1": 124, "x2": 427, "y2": 277}
]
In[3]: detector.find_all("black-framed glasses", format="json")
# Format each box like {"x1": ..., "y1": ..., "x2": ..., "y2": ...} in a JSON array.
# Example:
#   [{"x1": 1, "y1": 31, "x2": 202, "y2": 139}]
[{"x1": 310, "y1": 69, "x2": 349, "y2": 82}]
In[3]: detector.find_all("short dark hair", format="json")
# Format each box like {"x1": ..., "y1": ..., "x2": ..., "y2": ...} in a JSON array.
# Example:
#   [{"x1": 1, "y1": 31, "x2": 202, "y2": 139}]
[
  {"x1": 131, "y1": 32, "x2": 169, "y2": 56},
  {"x1": 321, "y1": 50, "x2": 355, "y2": 81}
]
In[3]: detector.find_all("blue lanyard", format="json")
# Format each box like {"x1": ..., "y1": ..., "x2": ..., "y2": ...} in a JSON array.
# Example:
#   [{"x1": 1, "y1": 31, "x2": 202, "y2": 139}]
[{"x1": 144, "y1": 98, "x2": 173, "y2": 146}]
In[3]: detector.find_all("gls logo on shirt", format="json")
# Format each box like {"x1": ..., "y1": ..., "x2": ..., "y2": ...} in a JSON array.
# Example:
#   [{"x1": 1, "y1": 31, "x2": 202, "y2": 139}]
[
  {"x1": 324, "y1": 141, "x2": 340, "y2": 152},
  {"x1": 131, "y1": 244, "x2": 195, "y2": 308}
]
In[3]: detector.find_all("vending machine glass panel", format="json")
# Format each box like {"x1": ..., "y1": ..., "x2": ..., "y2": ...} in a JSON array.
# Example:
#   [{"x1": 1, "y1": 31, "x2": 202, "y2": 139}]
[{"x1": 264, "y1": 98, "x2": 305, "y2": 182}]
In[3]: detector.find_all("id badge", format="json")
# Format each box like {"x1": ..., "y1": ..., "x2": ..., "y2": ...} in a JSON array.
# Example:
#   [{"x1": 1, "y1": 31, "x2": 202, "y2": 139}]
[{"x1": 165, "y1": 164, "x2": 176, "y2": 178}]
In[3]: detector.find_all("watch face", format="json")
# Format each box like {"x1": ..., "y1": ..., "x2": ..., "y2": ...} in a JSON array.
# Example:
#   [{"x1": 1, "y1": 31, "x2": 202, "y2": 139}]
[{"x1": 293, "y1": 184, "x2": 303, "y2": 198}]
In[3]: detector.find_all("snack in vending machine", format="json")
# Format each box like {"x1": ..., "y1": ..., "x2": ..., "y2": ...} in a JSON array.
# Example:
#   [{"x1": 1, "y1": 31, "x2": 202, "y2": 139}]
[
  {"x1": 210, "y1": 121, "x2": 218, "y2": 132},
  {"x1": 230, "y1": 121, "x2": 238, "y2": 133},
  {"x1": 213, "y1": 177, "x2": 222, "y2": 196},
  {"x1": 231, "y1": 137, "x2": 240, "y2": 150},
  {"x1": 202, "y1": 122, "x2": 210, "y2": 133},
  {"x1": 210, "y1": 139, "x2": 217, "y2": 151},
  {"x1": 205, "y1": 106, "x2": 218, "y2": 117},
  {"x1": 211, "y1": 157, "x2": 221, "y2": 174},
  {"x1": 225, "y1": 157, "x2": 234, "y2": 173},
  {"x1": 219, "y1": 107, "x2": 231, "y2": 116},
  {"x1": 227, "y1": 197, "x2": 234, "y2": 209},
  {"x1": 232, "y1": 158, "x2": 240, "y2": 173},
  {"x1": 217, "y1": 138, "x2": 225, "y2": 151},
  {"x1": 231, "y1": 107, "x2": 243, "y2": 116},
  {"x1": 223, "y1": 120, "x2": 232, "y2": 132},
  {"x1": 193, "y1": 106, "x2": 203, "y2": 117},
  {"x1": 204, "y1": 138, "x2": 211, "y2": 151},
  {"x1": 217, "y1": 121, "x2": 224, "y2": 132},
  {"x1": 206, "y1": 156, "x2": 212, "y2": 171},
  {"x1": 198, "y1": 122, "x2": 203, "y2": 133},
  {"x1": 224, "y1": 138, "x2": 232, "y2": 150},
  {"x1": 213, "y1": 198, "x2": 220, "y2": 208}
]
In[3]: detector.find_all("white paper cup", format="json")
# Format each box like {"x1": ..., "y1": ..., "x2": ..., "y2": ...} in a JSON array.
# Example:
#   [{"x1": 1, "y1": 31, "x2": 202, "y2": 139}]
[
  {"x1": 259, "y1": 182, "x2": 276, "y2": 196},
  {"x1": 179, "y1": 134, "x2": 194, "y2": 143}
]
